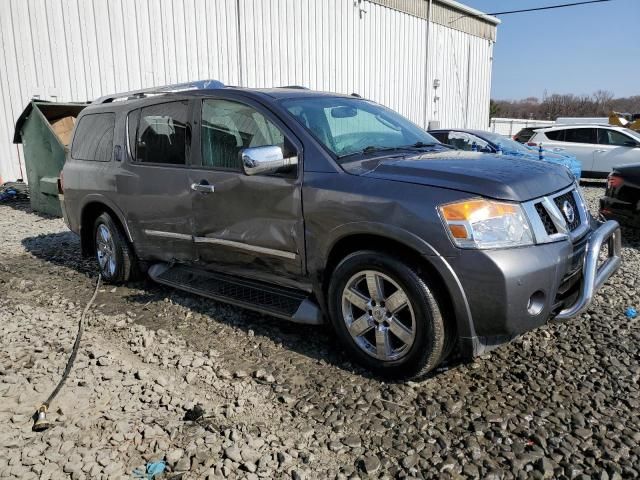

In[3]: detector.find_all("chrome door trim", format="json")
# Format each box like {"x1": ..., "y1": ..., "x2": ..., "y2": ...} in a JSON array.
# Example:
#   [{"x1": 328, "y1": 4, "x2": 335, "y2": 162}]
[
  {"x1": 194, "y1": 236, "x2": 298, "y2": 260},
  {"x1": 144, "y1": 229, "x2": 193, "y2": 241}
]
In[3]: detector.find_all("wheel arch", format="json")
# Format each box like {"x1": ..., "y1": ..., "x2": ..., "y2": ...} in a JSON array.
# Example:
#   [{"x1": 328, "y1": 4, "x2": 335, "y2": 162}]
[
  {"x1": 79, "y1": 197, "x2": 132, "y2": 257},
  {"x1": 320, "y1": 229, "x2": 476, "y2": 342}
]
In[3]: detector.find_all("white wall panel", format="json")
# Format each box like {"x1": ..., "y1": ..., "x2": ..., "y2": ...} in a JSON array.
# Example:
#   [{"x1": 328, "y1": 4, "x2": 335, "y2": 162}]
[{"x1": 0, "y1": 0, "x2": 494, "y2": 182}]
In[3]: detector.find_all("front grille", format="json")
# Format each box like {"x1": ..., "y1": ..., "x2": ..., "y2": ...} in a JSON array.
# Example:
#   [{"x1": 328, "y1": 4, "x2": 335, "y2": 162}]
[
  {"x1": 525, "y1": 187, "x2": 588, "y2": 244},
  {"x1": 535, "y1": 203, "x2": 557, "y2": 235},
  {"x1": 553, "y1": 192, "x2": 581, "y2": 231}
]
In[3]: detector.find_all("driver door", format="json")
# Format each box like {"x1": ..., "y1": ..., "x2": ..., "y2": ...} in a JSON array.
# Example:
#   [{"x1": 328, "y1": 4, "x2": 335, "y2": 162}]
[
  {"x1": 189, "y1": 96, "x2": 304, "y2": 283},
  {"x1": 594, "y1": 128, "x2": 640, "y2": 175}
]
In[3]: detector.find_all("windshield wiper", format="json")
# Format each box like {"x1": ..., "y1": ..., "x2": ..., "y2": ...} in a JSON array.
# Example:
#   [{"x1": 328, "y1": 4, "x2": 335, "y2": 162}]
[
  {"x1": 338, "y1": 145, "x2": 407, "y2": 159},
  {"x1": 338, "y1": 142, "x2": 445, "y2": 159},
  {"x1": 406, "y1": 141, "x2": 455, "y2": 150},
  {"x1": 407, "y1": 141, "x2": 435, "y2": 148}
]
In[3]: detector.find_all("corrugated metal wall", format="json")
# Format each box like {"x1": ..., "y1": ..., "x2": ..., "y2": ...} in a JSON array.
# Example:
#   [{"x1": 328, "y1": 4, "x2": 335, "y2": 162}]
[{"x1": 0, "y1": 0, "x2": 495, "y2": 182}]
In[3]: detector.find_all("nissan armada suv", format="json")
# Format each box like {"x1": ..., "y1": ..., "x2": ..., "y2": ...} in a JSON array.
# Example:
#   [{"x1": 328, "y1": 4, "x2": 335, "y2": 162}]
[{"x1": 60, "y1": 81, "x2": 622, "y2": 379}]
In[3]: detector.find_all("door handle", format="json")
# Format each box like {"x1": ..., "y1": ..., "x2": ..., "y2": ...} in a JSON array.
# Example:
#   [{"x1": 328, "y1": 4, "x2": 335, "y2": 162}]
[
  {"x1": 552, "y1": 147, "x2": 565, "y2": 152},
  {"x1": 594, "y1": 149, "x2": 607, "y2": 153},
  {"x1": 191, "y1": 182, "x2": 215, "y2": 193}
]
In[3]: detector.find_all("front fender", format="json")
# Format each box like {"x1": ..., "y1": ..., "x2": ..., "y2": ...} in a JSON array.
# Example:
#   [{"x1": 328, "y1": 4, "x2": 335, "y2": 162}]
[{"x1": 315, "y1": 221, "x2": 476, "y2": 341}]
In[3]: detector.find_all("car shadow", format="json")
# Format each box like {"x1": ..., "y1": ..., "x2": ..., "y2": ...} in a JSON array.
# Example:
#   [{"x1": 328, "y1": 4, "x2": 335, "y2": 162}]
[
  {"x1": 20, "y1": 231, "x2": 463, "y2": 384},
  {"x1": 1, "y1": 199, "x2": 62, "y2": 221}
]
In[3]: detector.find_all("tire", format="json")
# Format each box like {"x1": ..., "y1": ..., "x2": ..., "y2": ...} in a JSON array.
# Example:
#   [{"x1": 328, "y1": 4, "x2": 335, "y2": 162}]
[
  {"x1": 328, "y1": 251, "x2": 448, "y2": 379},
  {"x1": 93, "y1": 212, "x2": 137, "y2": 283}
]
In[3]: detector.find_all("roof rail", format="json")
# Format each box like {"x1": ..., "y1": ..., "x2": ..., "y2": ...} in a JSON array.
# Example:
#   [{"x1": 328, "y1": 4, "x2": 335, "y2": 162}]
[
  {"x1": 278, "y1": 85, "x2": 309, "y2": 90},
  {"x1": 94, "y1": 79, "x2": 225, "y2": 104}
]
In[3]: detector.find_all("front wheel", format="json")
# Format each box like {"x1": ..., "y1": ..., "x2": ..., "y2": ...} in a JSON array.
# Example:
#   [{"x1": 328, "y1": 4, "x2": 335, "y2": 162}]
[{"x1": 328, "y1": 251, "x2": 448, "y2": 379}]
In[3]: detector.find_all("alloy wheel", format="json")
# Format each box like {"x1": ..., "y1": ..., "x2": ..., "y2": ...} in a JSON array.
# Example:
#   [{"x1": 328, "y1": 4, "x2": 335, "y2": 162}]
[
  {"x1": 341, "y1": 270, "x2": 416, "y2": 361},
  {"x1": 96, "y1": 223, "x2": 117, "y2": 277}
]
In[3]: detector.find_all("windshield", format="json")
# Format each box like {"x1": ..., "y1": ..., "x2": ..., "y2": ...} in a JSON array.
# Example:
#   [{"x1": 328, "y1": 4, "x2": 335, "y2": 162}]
[
  {"x1": 281, "y1": 97, "x2": 439, "y2": 160},
  {"x1": 478, "y1": 131, "x2": 533, "y2": 154}
]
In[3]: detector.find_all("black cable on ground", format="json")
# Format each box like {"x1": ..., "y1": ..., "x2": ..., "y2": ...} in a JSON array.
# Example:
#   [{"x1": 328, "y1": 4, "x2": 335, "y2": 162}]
[{"x1": 32, "y1": 274, "x2": 102, "y2": 432}]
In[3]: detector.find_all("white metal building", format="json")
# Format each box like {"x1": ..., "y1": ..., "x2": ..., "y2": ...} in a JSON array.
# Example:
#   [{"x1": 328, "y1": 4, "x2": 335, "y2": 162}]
[{"x1": 0, "y1": 0, "x2": 499, "y2": 182}]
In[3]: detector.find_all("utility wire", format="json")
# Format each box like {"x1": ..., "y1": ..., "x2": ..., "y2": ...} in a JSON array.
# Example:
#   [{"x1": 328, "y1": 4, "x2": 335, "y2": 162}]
[{"x1": 488, "y1": 0, "x2": 612, "y2": 16}]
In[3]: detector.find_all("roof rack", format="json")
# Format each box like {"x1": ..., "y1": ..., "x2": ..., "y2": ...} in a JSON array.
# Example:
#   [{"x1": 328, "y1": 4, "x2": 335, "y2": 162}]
[{"x1": 94, "y1": 79, "x2": 225, "y2": 104}]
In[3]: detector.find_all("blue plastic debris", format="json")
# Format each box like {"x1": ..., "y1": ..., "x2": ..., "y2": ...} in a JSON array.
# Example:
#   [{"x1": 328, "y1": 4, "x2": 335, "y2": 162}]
[
  {"x1": 0, "y1": 188, "x2": 17, "y2": 202},
  {"x1": 133, "y1": 461, "x2": 166, "y2": 479},
  {"x1": 625, "y1": 307, "x2": 637, "y2": 319}
]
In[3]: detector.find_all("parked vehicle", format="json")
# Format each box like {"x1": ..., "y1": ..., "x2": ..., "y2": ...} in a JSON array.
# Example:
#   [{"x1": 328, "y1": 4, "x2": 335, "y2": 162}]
[
  {"x1": 60, "y1": 81, "x2": 622, "y2": 379},
  {"x1": 430, "y1": 128, "x2": 581, "y2": 179},
  {"x1": 513, "y1": 127, "x2": 540, "y2": 144},
  {"x1": 529, "y1": 125, "x2": 640, "y2": 178},
  {"x1": 600, "y1": 163, "x2": 640, "y2": 228}
]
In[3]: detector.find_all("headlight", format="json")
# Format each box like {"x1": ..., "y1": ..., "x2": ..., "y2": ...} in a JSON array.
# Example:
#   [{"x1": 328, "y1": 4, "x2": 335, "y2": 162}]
[{"x1": 438, "y1": 199, "x2": 533, "y2": 249}]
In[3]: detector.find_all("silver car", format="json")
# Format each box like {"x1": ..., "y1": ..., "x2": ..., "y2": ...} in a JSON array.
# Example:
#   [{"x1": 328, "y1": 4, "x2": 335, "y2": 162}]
[{"x1": 529, "y1": 125, "x2": 640, "y2": 178}]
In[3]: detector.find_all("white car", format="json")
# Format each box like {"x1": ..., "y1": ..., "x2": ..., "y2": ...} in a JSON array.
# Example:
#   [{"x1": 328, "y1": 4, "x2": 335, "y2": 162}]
[{"x1": 529, "y1": 125, "x2": 640, "y2": 178}]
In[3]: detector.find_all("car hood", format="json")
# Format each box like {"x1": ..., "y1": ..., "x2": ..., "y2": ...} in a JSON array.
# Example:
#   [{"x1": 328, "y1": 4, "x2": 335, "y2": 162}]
[{"x1": 345, "y1": 150, "x2": 575, "y2": 202}]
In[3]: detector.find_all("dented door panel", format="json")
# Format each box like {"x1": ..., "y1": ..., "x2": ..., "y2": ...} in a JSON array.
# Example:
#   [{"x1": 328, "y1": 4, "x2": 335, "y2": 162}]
[{"x1": 190, "y1": 169, "x2": 304, "y2": 278}]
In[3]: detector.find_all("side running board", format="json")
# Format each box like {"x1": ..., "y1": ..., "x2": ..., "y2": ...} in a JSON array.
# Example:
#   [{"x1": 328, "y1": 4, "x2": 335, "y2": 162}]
[{"x1": 147, "y1": 263, "x2": 324, "y2": 325}]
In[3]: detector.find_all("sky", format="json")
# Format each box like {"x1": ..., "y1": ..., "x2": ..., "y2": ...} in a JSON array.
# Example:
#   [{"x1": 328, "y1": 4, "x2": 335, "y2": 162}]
[{"x1": 460, "y1": 0, "x2": 640, "y2": 101}]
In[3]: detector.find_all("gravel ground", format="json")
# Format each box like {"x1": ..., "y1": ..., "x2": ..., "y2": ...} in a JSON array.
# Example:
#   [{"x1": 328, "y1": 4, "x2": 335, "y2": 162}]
[{"x1": 0, "y1": 183, "x2": 638, "y2": 480}]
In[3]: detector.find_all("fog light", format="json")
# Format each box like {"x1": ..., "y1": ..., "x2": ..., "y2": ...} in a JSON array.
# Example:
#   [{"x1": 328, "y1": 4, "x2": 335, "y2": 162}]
[{"x1": 527, "y1": 291, "x2": 545, "y2": 316}]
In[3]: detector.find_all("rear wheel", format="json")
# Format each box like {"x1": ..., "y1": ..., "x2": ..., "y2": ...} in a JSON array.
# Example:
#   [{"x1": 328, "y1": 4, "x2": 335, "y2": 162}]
[
  {"x1": 93, "y1": 213, "x2": 137, "y2": 283},
  {"x1": 328, "y1": 251, "x2": 448, "y2": 379}
]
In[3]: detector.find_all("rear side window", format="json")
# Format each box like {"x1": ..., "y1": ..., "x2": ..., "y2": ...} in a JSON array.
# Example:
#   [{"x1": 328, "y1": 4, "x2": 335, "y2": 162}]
[
  {"x1": 135, "y1": 101, "x2": 189, "y2": 165},
  {"x1": 564, "y1": 128, "x2": 597, "y2": 144},
  {"x1": 71, "y1": 113, "x2": 115, "y2": 162},
  {"x1": 514, "y1": 128, "x2": 536, "y2": 142},
  {"x1": 544, "y1": 130, "x2": 565, "y2": 141},
  {"x1": 430, "y1": 132, "x2": 449, "y2": 143},
  {"x1": 127, "y1": 109, "x2": 140, "y2": 160},
  {"x1": 447, "y1": 131, "x2": 491, "y2": 151}
]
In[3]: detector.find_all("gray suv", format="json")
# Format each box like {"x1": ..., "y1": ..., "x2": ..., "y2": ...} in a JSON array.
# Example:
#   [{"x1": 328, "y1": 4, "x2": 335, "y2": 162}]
[{"x1": 60, "y1": 81, "x2": 622, "y2": 379}]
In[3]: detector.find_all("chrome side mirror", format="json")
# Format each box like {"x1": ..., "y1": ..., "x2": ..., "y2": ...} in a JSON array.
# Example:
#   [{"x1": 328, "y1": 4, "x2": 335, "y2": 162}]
[{"x1": 240, "y1": 145, "x2": 298, "y2": 176}]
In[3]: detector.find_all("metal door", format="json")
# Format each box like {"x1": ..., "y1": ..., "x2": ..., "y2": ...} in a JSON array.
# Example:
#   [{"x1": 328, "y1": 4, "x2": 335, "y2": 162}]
[
  {"x1": 189, "y1": 95, "x2": 304, "y2": 282},
  {"x1": 593, "y1": 128, "x2": 640, "y2": 175},
  {"x1": 118, "y1": 100, "x2": 196, "y2": 263}
]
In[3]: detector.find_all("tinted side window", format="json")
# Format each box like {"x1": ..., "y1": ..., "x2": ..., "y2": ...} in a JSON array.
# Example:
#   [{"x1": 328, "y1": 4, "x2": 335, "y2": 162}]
[
  {"x1": 598, "y1": 129, "x2": 635, "y2": 146},
  {"x1": 430, "y1": 132, "x2": 449, "y2": 143},
  {"x1": 564, "y1": 128, "x2": 597, "y2": 144},
  {"x1": 544, "y1": 130, "x2": 565, "y2": 141},
  {"x1": 127, "y1": 109, "x2": 140, "y2": 160},
  {"x1": 71, "y1": 113, "x2": 115, "y2": 162},
  {"x1": 136, "y1": 101, "x2": 189, "y2": 164},
  {"x1": 447, "y1": 131, "x2": 490, "y2": 151},
  {"x1": 201, "y1": 99, "x2": 285, "y2": 170}
]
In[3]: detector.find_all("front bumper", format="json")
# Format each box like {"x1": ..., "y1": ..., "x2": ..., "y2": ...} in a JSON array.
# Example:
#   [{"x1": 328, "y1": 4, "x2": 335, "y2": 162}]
[
  {"x1": 554, "y1": 220, "x2": 621, "y2": 319},
  {"x1": 455, "y1": 220, "x2": 622, "y2": 357}
]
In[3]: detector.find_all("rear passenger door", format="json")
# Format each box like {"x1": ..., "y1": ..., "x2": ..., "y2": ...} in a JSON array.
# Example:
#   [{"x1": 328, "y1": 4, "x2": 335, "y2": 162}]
[
  {"x1": 546, "y1": 128, "x2": 597, "y2": 173},
  {"x1": 189, "y1": 95, "x2": 304, "y2": 283},
  {"x1": 117, "y1": 100, "x2": 196, "y2": 263}
]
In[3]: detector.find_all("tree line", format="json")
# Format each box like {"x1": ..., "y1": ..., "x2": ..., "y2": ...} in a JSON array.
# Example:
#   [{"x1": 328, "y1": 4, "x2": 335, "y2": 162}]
[{"x1": 490, "y1": 90, "x2": 640, "y2": 120}]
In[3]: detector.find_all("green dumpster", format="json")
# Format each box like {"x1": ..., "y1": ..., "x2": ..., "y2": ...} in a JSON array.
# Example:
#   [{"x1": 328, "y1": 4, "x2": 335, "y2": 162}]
[{"x1": 13, "y1": 100, "x2": 88, "y2": 216}]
